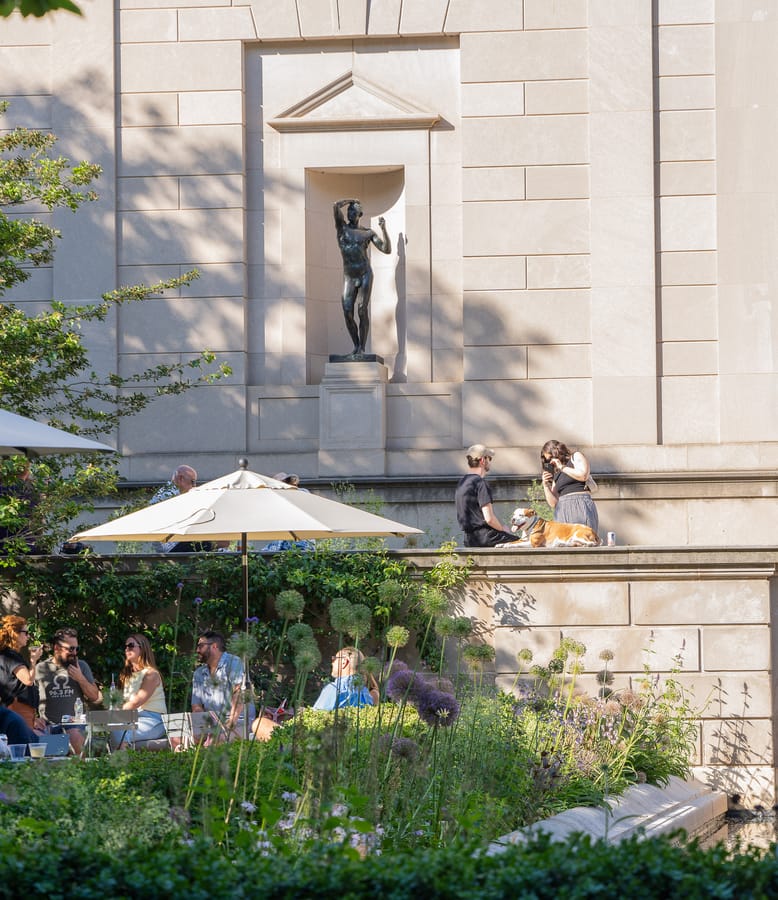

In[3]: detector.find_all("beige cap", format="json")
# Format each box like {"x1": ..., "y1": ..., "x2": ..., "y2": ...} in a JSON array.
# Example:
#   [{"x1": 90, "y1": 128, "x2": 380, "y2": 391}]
[{"x1": 466, "y1": 443, "x2": 495, "y2": 459}]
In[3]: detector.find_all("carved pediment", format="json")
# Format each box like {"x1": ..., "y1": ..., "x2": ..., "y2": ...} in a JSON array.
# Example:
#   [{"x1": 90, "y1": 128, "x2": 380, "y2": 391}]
[{"x1": 268, "y1": 71, "x2": 440, "y2": 132}]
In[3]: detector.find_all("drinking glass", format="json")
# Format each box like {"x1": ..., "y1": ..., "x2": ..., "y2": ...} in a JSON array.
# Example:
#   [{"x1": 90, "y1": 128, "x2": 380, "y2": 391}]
[
  {"x1": 28, "y1": 742, "x2": 46, "y2": 760},
  {"x1": 8, "y1": 743, "x2": 27, "y2": 761}
]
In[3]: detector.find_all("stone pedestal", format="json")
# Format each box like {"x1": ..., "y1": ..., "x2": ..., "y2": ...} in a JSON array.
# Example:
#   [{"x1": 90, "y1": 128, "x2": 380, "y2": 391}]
[{"x1": 318, "y1": 361, "x2": 388, "y2": 476}]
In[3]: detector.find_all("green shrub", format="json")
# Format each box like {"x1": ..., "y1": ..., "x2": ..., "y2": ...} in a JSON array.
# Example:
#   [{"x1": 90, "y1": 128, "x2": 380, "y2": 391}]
[{"x1": 0, "y1": 830, "x2": 776, "y2": 899}]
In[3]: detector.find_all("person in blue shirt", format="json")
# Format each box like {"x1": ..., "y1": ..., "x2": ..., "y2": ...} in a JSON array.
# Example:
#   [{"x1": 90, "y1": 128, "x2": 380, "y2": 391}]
[
  {"x1": 313, "y1": 646, "x2": 379, "y2": 710},
  {"x1": 251, "y1": 646, "x2": 379, "y2": 741}
]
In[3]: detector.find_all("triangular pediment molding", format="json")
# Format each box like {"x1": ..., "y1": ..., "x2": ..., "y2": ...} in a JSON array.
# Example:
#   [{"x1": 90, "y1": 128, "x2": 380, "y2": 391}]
[{"x1": 269, "y1": 71, "x2": 440, "y2": 132}]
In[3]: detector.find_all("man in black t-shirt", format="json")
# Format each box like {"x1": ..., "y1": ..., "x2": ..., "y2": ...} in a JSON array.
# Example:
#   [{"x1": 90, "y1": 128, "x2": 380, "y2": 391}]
[{"x1": 455, "y1": 444, "x2": 518, "y2": 548}]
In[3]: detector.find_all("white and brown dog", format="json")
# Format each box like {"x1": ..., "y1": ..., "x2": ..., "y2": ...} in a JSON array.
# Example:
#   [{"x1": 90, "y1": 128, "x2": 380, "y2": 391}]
[{"x1": 510, "y1": 508, "x2": 601, "y2": 548}]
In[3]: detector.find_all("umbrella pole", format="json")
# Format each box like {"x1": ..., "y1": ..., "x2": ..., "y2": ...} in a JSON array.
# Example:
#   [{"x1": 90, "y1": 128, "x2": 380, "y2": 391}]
[{"x1": 241, "y1": 532, "x2": 249, "y2": 629}]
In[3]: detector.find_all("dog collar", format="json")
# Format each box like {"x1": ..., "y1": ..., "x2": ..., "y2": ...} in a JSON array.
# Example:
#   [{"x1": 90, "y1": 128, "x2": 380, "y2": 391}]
[{"x1": 524, "y1": 515, "x2": 541, "y2": 535}]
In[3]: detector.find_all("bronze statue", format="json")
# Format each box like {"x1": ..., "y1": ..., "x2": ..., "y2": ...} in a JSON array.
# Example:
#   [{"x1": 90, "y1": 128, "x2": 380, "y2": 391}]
[{"x1": 333, "y1": 198, "x2": 391, "y2": 359}]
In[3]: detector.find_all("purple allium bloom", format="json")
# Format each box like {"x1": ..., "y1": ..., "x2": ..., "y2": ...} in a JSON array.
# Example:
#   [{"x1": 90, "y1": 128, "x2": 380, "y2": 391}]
[
  {"x1": 390, "y1": 737, "x2": 419, "y2": 761},
  {"x1": 417, "y1": 689, "x2": 460, "y2": 727},
  {"x1": 386, "y1": 668, "x2": 419, "y2": 702},
  {"x1": 193, "y1": 596, "x2": 203, "y2": 605},
  {"x1": 176, "y1": 582, "x2": 184, "y2": 590},
  {"x1": 246, "y1": 616, "x2": 260, "y2": 625}
]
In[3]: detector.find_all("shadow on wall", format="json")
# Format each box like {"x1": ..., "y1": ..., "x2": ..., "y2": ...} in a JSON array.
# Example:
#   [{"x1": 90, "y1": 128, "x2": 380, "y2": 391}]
[{"x1": 703, "y1": 678, "x2": 771, "y2": 804}]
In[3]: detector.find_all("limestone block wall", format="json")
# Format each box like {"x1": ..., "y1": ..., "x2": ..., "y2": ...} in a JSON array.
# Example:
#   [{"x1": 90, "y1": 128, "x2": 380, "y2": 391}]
[
  {"x1": 428, "y1": 546, "x2": 778, "y2": 807},
  {"x1": 0, "y1": 2, "x2": 776, "y2": 545}
]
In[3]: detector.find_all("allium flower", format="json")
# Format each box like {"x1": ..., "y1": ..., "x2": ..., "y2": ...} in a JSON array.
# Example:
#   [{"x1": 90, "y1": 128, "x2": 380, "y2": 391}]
[
  {"x1": 176, "y1": 582, "x2": 184, "y2": 590},
  {"x1": 418, "y1": 586, "x2": 448, "y2": 618},
  {"x1": 377, "y1": 580, "x2": 405, "y2": 606},
  {"x1": 429, "y1": 676, "x2": 455, "y2": 694},
  {"x1": 361, "y1": 655, "x2": 381, "y2": 681},
  {"x1": 347, "y1": 603, "x2": 372, "y2": 641},
  {"x1": 390, "y1": 737, "x2": 419, "y2": 761},
  {"x1": 287, "y1": 622, "x2": 314, "y2": 647},
  {"x1": 435, "y1": 616, "x2": 459, "y2": 638},
  {"x1": 384, "y1": 659, "x2": 408, "y2": 677},
  {"x1": 452, "y1": 616, "x2": 473, "y2": 639},
  {"x1": 329, "y1": 597, "x2": 353, "y2": 633},
  {"x1": 386, "y1": 668, "x2": 420, "y2": 702},
  {"x1": 599, "y1": 648, "x2": 615, "y2": 662},
  {"x1": 246, "y1": 616, "x2": 260, "y2": 625},
  {"x1": 517, "y1": 648, "x2": 534, "y2": 664},
  {"x1": 193, "y1": 596, "x2": 203, "y2": 606},
  {"x1": 385, "y1": 625, "x2": 410, "y2": 649},
  {"x1": 294, "y1": 644, "x2": 321, "y2": 673},
  {"x1": 228, "y1": 631, "x2": 259, "y2": 660},
  {"x1": 417, "y1": 689, "x2": 460, "y2": 727},
  {"x1": 462, "y1": 643, "x2": 496, "y2": 669},
  {"x1": 275, "y1": 589, "x2": 305, "y2": 621}
]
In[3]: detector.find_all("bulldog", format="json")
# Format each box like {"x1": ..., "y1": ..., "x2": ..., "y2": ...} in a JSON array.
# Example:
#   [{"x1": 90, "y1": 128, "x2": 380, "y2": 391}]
[{"x1": 510, "y1": 508, "x2": 601, "y2": 548}]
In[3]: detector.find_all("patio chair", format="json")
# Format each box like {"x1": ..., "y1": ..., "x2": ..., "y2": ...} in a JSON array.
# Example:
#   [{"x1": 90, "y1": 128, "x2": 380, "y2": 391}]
[{"x1": 83, "y1": 709, "x2": 138, "y2": 757}]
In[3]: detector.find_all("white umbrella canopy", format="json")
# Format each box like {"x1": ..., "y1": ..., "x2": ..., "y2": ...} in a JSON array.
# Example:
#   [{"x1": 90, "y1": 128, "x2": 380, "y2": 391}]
[
  {"x1": 71, "y1": 461, "x2": 423, "y2": 621},
  {"x1": 0, "y1": 408, "x2": 116, "y2": 456},
  {"x1": 71, "y1": 464, "x2": 422, "y2": 544}
]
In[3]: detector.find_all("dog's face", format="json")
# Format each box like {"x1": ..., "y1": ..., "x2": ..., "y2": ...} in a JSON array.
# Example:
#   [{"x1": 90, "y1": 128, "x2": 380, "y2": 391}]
[{"x1": 510, "y1": 508, "x2": 535, "y2": 532}]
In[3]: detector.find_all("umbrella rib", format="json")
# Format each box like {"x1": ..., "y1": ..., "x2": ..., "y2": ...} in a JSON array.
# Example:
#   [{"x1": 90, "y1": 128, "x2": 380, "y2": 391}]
[{"x1": 163, "y1": 507, "x2": 217, "y2": 535}]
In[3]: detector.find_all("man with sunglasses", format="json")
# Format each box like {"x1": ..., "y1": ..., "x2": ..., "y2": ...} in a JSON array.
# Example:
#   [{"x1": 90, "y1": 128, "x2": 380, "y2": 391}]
[
  {"x1": 191, "y1": 631, "x2": 246, "y2": 740},
  {"x1": 35, "y1": 627, "x2": 102, "y2": 754}
]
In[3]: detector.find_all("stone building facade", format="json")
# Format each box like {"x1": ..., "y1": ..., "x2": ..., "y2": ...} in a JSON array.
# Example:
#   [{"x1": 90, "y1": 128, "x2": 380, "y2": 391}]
[{"x1": 1, "y1": 1, "x2": 776, "y2": 545}]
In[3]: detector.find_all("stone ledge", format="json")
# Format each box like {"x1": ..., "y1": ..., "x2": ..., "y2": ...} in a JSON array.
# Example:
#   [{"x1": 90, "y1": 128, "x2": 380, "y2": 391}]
[{"x1": 489, "y1": 776, "x2": 728, "y2": 851}]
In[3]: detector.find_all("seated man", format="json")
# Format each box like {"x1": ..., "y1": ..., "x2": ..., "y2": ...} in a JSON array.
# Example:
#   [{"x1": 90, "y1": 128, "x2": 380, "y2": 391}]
[
  {"x1": 35, "y1": 627, "x2": 102, "y2": 755},
  {"x1": 191, "y1": 631, "x2": 247, "y2": 740}
]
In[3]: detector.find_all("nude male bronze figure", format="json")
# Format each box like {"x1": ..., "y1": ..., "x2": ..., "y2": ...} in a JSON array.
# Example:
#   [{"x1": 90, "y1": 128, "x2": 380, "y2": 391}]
[{"x1": 333, "y1": 198, "x2": 391, "y2": 358}]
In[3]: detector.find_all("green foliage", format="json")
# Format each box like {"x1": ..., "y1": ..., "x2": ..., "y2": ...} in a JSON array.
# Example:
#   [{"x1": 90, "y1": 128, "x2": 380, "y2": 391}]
[
  {"x1": 512, "y1": 639, "x2": 699, "y2": 803},
  {"x1": 0, "y1": 102, "x2": 98, "y2": 292},
  {"x1": 0, "y1": 828, "x2": 777, "y2": 899},
  {"x1": 0, "y1": 104, "x2": 231, "y2": 561},
  {"x1": 526, "y1": 477, "x2": 554, "y2": 519},
  {"x1": 0, "y1": 0, "x2": 81, "y2": 16},
  {"x1": 4, "y1": 549, "x2": 417, "y2": 707}
]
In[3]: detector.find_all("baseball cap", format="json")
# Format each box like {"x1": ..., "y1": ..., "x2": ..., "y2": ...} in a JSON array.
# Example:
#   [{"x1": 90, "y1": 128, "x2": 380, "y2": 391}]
[{"x1": 466, "y1": 443, "x2": 495, "y2": 459}]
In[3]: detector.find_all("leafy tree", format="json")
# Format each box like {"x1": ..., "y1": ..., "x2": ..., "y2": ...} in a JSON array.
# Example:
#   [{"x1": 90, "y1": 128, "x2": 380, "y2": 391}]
[
  {"x1": 0, "y1": 110, "x2": 99, "y2": 293},
  {"x1": 0, "y1": 0, "x2": 81, "y2": 17},
  {"x1": 0, "y1": 103, "x2": 230, "y2": 557}
]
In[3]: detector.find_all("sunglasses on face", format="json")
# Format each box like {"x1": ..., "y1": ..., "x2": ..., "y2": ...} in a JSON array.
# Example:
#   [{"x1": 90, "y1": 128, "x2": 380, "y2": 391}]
[
  {"x1": 59, "y1": 644, "x2": 78, "y2": 653},
  {"x1": 125, "y1": 642, "x2": 138, "y2": 650}
]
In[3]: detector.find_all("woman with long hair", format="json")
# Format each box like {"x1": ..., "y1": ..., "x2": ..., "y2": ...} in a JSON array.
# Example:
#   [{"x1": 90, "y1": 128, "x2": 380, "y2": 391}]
[
  {"x1": 116, "y1": 633, "x2": 167, "y2": 747},
  {"x1": 540, "y1": 439, "x2": 599, "y2": 534},
  {"x1": 0, "y1": 614, "x2": 43, "y2": 730}
]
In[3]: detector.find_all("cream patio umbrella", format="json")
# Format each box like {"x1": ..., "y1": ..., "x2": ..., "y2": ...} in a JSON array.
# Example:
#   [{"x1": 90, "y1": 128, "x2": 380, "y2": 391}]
[
  {"x1": 71, "y1": 459, "x2": 423, "y2": 622},
  {"x1": 0, "y1": 408, "x2": 116, "y2": 456}
]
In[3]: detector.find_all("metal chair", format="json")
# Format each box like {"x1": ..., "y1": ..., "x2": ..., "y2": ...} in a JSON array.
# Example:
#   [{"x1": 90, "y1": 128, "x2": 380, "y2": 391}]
[{"x1": 83, "y1": 709, "x2": 138, "y2": 757}]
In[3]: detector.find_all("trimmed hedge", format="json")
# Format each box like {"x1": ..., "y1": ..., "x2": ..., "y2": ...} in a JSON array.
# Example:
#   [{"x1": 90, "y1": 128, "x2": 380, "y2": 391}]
[{"x1": 0, "y1": 831, "x2": 776, "y2": 899}]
